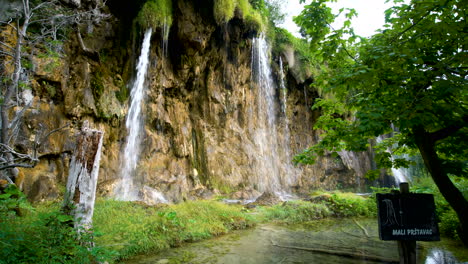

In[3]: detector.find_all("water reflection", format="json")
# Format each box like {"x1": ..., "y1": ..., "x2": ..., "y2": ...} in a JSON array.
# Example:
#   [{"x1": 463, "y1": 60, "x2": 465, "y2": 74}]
[
  {"x1": 425, "y1": 248, "x2": 462, "y2": 264},
  {"x1": 125, "y1": 218, "x2": 467, "y2": 264}
]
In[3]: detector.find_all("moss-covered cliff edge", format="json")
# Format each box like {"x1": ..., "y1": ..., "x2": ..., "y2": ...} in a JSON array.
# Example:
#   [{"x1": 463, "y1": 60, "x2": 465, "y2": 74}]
[{"x1": 5, "y1": 0, "x2": 370, "y2": 202}]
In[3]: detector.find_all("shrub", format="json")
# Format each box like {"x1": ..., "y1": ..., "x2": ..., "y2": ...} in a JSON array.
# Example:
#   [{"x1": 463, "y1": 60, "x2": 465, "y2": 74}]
[
  {"x1": 0, "y1": 190, "x2": 112, "y2": 263},
  {"x1": 411, "y1": 176, "x2": 468, "y2": 240}
]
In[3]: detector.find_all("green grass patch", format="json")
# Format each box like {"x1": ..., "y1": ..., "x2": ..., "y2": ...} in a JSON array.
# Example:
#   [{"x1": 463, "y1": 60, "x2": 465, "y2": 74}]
[
  {"x1": 93, "y1": 199, "x2": 255, "y2": 261},
  {"x1": 0, "y1": 186, "x2": 113, "y2": 263},
  {"x1": 257, "y1": 192, "x2": 376, "y2": 225}
]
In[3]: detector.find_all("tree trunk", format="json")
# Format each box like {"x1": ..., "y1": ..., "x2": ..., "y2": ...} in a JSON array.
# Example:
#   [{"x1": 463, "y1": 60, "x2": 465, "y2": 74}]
[
  {"x1": 63, "y1": 124, "x2": 104, "y2": 231},
  {"x1": 414, "y1": 127, "x2": 468, "y2": 246}
]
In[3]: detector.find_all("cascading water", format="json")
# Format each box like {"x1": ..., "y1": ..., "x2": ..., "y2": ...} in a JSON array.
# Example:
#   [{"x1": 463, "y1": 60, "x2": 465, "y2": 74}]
[
  {"x1": 161, "y1": 18, "x2": 170, "y2": 58},
  {"x1": 279, "y1": 57, "x2": 298, "y2": 187},
  {"x1": 251, "y1": 36, "x2": 297, "y2": 196},
  {"x1": 251, "y1": 36, "x2": 281, "y2": 193},
  {"x1": 115, "y1": 28, "x2": 166, "y2": 202},
  {"x1": 376, "y1": 135, "x2": 411, "y2": 185}
]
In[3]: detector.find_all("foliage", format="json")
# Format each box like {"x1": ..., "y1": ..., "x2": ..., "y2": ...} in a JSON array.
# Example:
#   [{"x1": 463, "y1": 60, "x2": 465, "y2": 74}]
[
  {"x1": 212, "y1": 0, "x2": 266, "y2": 33},
  {"x1": 294, "y1": 0, "x2": 468, "y2": 242},
  {"x1": 412, "y1": 176, "x2": 468, "y2": 240},
  {"x1": 0, "y1": 192, "x2": 113, "y2": 263},
  {"x1": 273, "y1": 27, "x2": 318, "y2": 81},
  {"x1": 258, "y1": 192, "x2": 375, "y2": 224},
  {"x1": 92, "y1": 199, "x2": 255, "y2": 261},
  {"x1": 213, "y1": 0, "x2": 237, "y2": 24},
  {"x1": 295, "y1": 0, "x2": 467, "y2": 174},
  {"x1": 0, "y1": 185, "x2": 32, "y2": 216},
  {"x1": 294, "y1": 0, "x2": 360, "y2": 64},
  {"x1": 136, "y1": 0, "x2": 172, "y2": 31},
  {"x1": 250, "y1": 0, "x2": 285, "y2": 26}
]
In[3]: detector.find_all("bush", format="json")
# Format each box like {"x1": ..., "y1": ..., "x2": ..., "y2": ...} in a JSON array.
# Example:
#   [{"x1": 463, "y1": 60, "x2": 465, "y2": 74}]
[
  {"x1": 411, "y1": 176, "x2": 468, "y2": 240},
  {"x1": 315, "y1": 192, "x2": 376, "y2": 218},
  {"x1": 0, "y1": 190, "x2": 112, "y2": 264}
]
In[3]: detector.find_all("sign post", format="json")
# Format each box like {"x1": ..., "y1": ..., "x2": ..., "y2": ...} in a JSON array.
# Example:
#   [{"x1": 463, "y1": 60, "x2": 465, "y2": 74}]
[{"x1": 377, "y1": 183, "x2": 440, "y2": 264}]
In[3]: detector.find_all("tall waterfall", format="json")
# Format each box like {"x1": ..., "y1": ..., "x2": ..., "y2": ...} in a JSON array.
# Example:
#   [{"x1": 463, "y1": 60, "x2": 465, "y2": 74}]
[
  {"x1": 115, "y1": 28, "x2": 156, "y2": 201},
  {"x1": 279, "y1": 57, "x2": 297, "y2": 187},
  {"x1": 251, "y1": 36, "x2": 296, "y2": 195}
]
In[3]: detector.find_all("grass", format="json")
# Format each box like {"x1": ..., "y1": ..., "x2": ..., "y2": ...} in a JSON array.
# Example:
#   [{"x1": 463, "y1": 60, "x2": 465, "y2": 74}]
[
  {"x1": 258, "y1": 191, "x2": 376, "y2": 225},
  {"x1": 2, "y1": 178, "x2": 466, "y2": 262},
  {"x1": 92, "y1": 199, "x2": 255, "y2": 261}
]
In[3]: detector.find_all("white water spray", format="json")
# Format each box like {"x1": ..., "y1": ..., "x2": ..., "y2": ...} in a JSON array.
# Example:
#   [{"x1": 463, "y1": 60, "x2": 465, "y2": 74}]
[
  {"x1": 251, "y1": 36, "x2": 281, "y2": 193},
  {"x1": 279, "y1": 57, "x2": 298, "y2": 186},
  {"x1": 115, "y1": 28, "x2": 166, "y2": 202},
  {"x1": 251, "y1": 36, "x2": 298, "y2": 197},
  {"x1": 376, "y1": 135, "x2": 411, "y2": 185}
]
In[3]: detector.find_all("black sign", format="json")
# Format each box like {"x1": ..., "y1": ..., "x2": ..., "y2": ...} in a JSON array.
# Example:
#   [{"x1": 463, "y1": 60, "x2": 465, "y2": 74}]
[{"x1": 377, "y1": 193, "x2": 440, "y2": 241}]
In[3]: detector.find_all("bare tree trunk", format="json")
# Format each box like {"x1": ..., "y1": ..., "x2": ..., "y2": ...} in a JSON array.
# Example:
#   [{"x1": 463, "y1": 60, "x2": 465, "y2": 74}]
[
  {"x1": 63, "y1": 123, "x2": 104, "y2": 232},
  {"x1": 0, "y1": 13, "x2": 29, "y2": 182}
]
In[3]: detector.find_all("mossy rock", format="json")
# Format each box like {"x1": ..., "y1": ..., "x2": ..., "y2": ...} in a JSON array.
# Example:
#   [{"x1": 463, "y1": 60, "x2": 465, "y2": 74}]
[{"x1": 136, "y1": 0, "x2": 172, "y2": 30}]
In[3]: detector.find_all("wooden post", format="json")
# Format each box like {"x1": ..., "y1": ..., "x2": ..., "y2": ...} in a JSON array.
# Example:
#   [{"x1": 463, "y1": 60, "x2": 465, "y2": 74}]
[{"x1": 397, "y1": 182, "x2": 417, "y2": 264}]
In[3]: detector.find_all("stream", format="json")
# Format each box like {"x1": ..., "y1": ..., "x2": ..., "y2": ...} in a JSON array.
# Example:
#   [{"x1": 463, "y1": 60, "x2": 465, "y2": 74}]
[{"x1": 124, "y1": 218, "x2": 467, "y2": 264}]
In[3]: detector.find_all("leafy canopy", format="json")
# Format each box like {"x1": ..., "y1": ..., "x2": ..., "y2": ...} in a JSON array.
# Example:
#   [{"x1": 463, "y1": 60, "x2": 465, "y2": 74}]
[{"x1": 294, "y1": 0, "x2": 468, "y2": 178}]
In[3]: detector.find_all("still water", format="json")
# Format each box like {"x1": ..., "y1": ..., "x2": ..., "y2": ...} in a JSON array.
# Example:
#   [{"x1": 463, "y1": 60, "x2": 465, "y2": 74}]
[{"x1": 125, "y1": 218, "x2": 467, "y2": 264}]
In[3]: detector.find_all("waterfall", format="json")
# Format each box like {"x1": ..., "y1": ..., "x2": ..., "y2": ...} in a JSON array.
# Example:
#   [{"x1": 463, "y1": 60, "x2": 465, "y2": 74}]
[
  {"x1": 251, "y1": 36, "x2": 281, "y2": 193},
  {"x1": 251, "y1": 36, "x2": 298, "y2": 196},
  {"x1": 161, "y1": 18, "x2": 169, "y2": 58},
  {"x1": 376, "y1": 135, "x2": 411, "y2": 185},
  {"x1": 115, "y1": 28, "x2": 166, "y2": 202},
  {"x1": 279, "y1": 57, "x2": 297, "y2": 187}
]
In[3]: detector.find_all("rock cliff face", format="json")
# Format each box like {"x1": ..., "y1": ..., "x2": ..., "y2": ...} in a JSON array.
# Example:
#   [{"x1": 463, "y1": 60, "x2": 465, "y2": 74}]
[{"x1": 15, "y1": 0, "x2": 369, "y2": 202}]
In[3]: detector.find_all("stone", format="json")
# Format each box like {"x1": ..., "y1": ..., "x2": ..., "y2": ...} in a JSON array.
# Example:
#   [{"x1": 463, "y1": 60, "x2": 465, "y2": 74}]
[{"x1": 252, "y1": 192, "x2": 282, "y2": 206}]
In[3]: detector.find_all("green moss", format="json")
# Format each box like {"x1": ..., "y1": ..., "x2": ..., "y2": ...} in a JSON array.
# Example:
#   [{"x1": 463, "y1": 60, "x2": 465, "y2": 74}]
[
  {"x1": 115, "y1": 83, "x2": 128, "y2": 103},
  {"x1": 273, "y1": 27, "x2": 319, "y2": 80},
  {"x1": 136, "y1": 0, "x2": 172, "y2": 31},
  {"x1": 245, "y1": 11, "x2": 265, "y2": 33},
  {"x1": 212, "y1": 0, "x2": 266, "y2": 33},
  {"x1": 213, "y1": 0, "x2": 236, "y2": 24},
  {"x1": 236, "y1": 0, "x2": 250, "y2": 17},
  {"x1": 91, "y1": 71, "x2": 104, "y2": 99},
  {"x1": 42, "y1": 81, "x2": 56, "y2": 98}
]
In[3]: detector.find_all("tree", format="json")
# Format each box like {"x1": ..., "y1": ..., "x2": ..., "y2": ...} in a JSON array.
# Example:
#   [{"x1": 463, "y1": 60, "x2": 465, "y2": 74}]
[
  {"x1": 0, "y1": 0, "x2": 107, "y2": 184},
  {"x1": 294, "y1": 0, "x2": 468, "y2": 245}
]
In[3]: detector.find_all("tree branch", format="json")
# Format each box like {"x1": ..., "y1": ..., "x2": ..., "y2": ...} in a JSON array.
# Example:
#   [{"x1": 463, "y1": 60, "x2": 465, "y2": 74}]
[
  {"x1": 0, "y1": 41, "x2": 15, "y2": 51},
  {"x1": 392, "y1": 5, "x2": 439, "y2": 42},
  {"x1": 37, "y1": 123, "x2": 70, "y2": 148},
  {"x1": 429, "y1": 115, "x2": 468, "y2": 142},
  {"x1": 0, "y1": 50, "x2": 14, "y2": 58}
]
